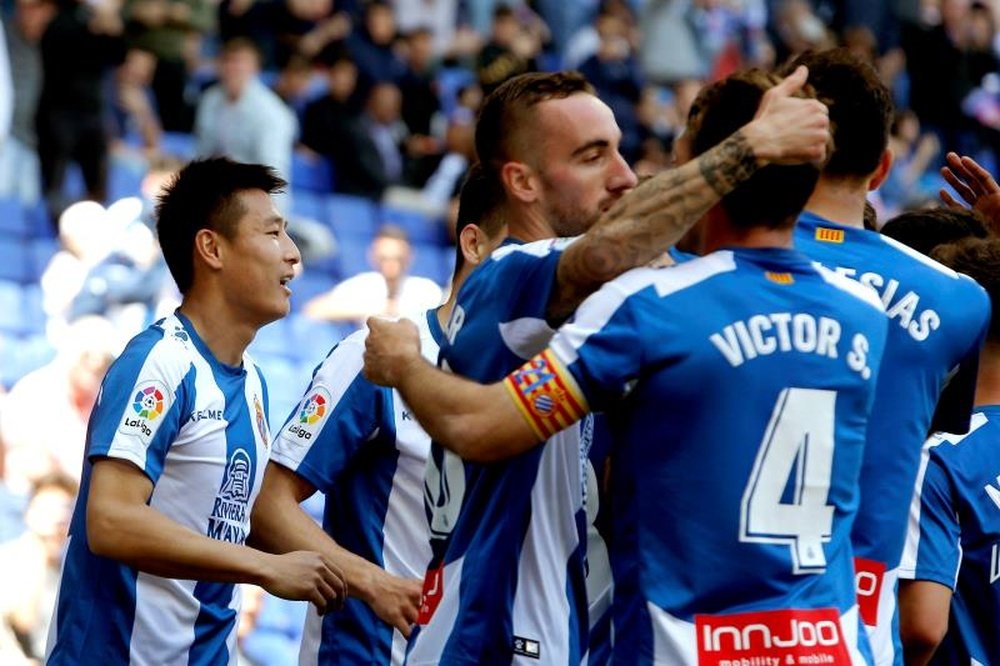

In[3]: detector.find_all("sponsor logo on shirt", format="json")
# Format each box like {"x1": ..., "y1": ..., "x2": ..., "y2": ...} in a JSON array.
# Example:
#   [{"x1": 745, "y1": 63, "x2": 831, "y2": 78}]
[
  {"x1": 120, "y1": 380, "x2": 170, "y2": 440},
  {"x1": 512, "y1": 636, "x2": 541, "y2": 659},
  {"x1": 417, "y1": 564, "x2": 444, "y2": 625},
  {"x1": 853, "y1": 556, "x2": 886, "y2": 626},
  {"x1": 695, "y1": 607, "x2": 849, "y2": 666},
  {"x1": 285, "y1": 386, "x2": 332, "y2": 442},
  {"x1": 207, "y1": 449, "x2": 252, "y2": 544}
]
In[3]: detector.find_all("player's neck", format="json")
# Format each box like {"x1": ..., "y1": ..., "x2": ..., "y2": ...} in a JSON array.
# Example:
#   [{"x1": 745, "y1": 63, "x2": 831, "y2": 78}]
[
  {"x1": 975, "y1": 342, "x2": 1000, "y2": 407},
  {"x1": 804, "y1": 178, "x2": 869, "y2": 229},
  {"x1": 507, "y1": 204, "x2": 558, "y2": 243},
  {"x1": 178, "y1": 292, "x2": 257, "y2": 367}
]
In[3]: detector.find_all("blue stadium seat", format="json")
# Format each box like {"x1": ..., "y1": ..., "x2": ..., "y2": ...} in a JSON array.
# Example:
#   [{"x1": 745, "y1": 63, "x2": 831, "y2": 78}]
[
  {"x1": 107, "y1": 160, "x2": 147, "y2": 203},
  {"x1": 436, "y1": 67, "x2": 476, "y2": 117},
  {"x1": 287, "y1": 313, "x2": 353, "y2": 364},
  {"x1": 289, "y1": 270, "x2": 337, "y2": 312},
  {"x1": 290, "y1": 190, "x2": 326, "y2": 222},
  {"x1": 381, "y1": 206, "x2": 447, "y2": 244},
  {"x1": 253, "y1": 354, "x2": 311, "y2": 425},
  {"x1": 0, "y1": 333, "x2": 54, "y2": 388},
  {"x1": 21, "y1": 284, "x2": 46, "y2": 336},
  {"x1": 325, "y1": 195, "x2": 378, "y2": 240},
  {"x1": 159, "y1": 132, "x2": 197, "y2": 160},
  {"x1": 410, "y1": 242, "x2": 452, "y2": 286},
  {"x1": 0, "y1": 281, "x2": 24, "y2": 334},
  {"x1": 24, "y1": 201, "x2": 54, "y2": 239},
  {"x1": 28, "y1": 238, "x2": 59, "y2": 282},
  {"x1": 291, "y1": 152, "x2": 335, "y2": 194},
  {"x1": 335, "y1": 235, "x2": 371, "y2": 278},
  {"x1": 0, "y1": 237, "x2": 32, "y2": 284},
  {"x1": 0, "y1": 198, "x2": 32, "y2": 239},
  {"x1": 250, "y1": 318, "x2": 295, "y2": 360}
]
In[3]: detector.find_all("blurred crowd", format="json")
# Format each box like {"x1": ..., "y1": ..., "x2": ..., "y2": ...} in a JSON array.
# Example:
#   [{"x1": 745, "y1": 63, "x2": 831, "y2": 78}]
[{"x1": 1, "y1": 0, "x2": 999, "y2": 663}]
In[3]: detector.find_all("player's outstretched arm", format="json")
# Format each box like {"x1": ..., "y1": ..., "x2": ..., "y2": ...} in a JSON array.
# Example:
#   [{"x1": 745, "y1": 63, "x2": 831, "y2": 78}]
[
  {"x1": 250, "y1": 462, "x2": 421, "y2": 635},
  {"x1": 940, "y1": 151, "x2": 1000, "y2": 233},
  {"x1": 363, "y1": 317, "x2": 551, "y2": 462},
  {"x1": 86, "y1": 458, "x2": 348, "y2": 613},
  {"x1": 548, "y1": 65, "x2": 829, "y2": 322},
  {"x1": 898, "y1": 579, "x2": 952, "y2": 666}
]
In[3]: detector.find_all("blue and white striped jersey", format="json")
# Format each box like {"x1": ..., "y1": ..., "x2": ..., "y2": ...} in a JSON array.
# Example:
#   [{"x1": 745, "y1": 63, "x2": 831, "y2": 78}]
[
  {"x1": 270, "y1": 309, "x2": 443, "y2": 666},
  {"x1": 407, "y1": 237, "x2": 600, "y2": 666},
  {"x1": 795, "y1": 212, "x2": 990, "y2": 665},
  {"x1": 515, "y1": 248, "x2": 888, "y2": 665},
  {"x1": 899, "y1": 408, "x2": 1000, "y2": 665},
  {"x1": 46, "y1": 313, "x2": 272, "y2": 666}
]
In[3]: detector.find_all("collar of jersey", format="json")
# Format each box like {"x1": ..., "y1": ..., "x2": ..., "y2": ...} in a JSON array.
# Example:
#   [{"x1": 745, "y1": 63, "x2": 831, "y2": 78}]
[
  {"x1": 718, "y1": 245, "x2": 815, "y2": 273},
  {"x1": 174, "y1": 310, "x2": 246, "y2": 377},
  {"x1": 425, "y1": 307, "x2": 446, "y2": 347},
  {"x1": 797, "y1": 210, "x2": 865, "y2": 237}
]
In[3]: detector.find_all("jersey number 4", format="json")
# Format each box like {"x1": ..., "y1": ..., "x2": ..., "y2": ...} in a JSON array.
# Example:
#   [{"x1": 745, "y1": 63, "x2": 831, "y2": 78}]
[{"x1": 739, "y1": 388, "x2": 836, "y2": 574}]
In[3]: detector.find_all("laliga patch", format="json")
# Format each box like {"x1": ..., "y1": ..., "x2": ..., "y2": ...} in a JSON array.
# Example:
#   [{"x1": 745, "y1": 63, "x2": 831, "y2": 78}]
[
  {"x1": 853, "y1": 557, "x2": 887, "y2": 627},
  {"x1": 696, "y1": 607, "x2": 849, "y2": 666},
  {"x1": 283, "y1": 385, "x2": 332, "y2": 444},
  {"x1": 119, "y1": 380, "x2": 171, "y2": 441},
  {"x1": 503, "y1": 350, "x2": 587, "y2": 440}
]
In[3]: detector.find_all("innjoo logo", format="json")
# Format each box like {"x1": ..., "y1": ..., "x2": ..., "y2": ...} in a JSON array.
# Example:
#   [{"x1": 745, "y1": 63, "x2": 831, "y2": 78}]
[{"x1": 695, "y1": 608, "x2": 849, "y2": 665}]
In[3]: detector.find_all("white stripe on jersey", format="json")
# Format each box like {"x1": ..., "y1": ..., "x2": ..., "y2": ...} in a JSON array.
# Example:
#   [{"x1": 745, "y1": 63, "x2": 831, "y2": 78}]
[
  {"x1": 899, "y1": 412, "x2": 990, "y2": 579},
  {"x1": 510, "y1": 428, "x2": 584, "y2": 666},
  {"x1": 491, "y1": 236, "x2": 579, "y2": 261},
  {"x1": 551, "y1": 251, "x2": 738, "y2": 366},
  {"x1": 814, "y1": 264, "x2": 887, "y2": 314}
]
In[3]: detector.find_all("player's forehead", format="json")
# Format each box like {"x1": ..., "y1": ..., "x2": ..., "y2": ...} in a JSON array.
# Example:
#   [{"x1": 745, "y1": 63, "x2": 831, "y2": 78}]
[{"x1": 534, "y1": 93, "x2": 621, "y2": 152}]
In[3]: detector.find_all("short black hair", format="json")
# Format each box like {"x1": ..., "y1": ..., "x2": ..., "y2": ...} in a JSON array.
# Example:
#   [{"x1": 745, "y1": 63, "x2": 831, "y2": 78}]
[
  {"x1": 453, "y1": 163, "x2": 505, "y2": 272},
  {"x1": 932, "y1": 237, "x2": 1000, "y2": 341},
  {"x1": 880, "y1": 206, "x2": 989, "y2": 257},
  {"x1": 784, "y1": 48, "x2": 893, "y2": 179},
  {"x1": 155, "y1": 157, "x2": 286, "y2": 294},
  {"x1": 687, "y1": 69, "x2": 822, "y2": 230}
]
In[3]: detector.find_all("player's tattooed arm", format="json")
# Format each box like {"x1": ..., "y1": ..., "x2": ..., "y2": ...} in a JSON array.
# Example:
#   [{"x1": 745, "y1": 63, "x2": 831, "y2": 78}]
[{"x1": 548, "y1": 65, "x2": 829, "y2": 323}]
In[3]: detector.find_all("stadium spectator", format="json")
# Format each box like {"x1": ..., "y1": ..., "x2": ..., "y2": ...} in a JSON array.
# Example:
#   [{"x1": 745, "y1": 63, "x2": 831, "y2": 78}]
[
  {"x1": 0, "y1": 0, "x2": 55, "y2": 205},
  {"x1": 880, "y1": 205, "x2": 990, "y2": 257},
  {"x1": 121, "y1": 0, "x2": 214, "y2": 132},
  {"x1": 35, "y1": 0, "x2": 127, "y2": 218},
  {"x1": 346, "y1": 0, "x2": 405, "y2": 94},
  {"x1": 111, "y1": 47, "x2": 163, "y2": 154},
  {"x1": 301, "y1": 50, "x2": 359, "y2": 189},
  {"x1": 0, "y1": 472, "x2": 76, "y2": 662},
  {"x1": 899, "y1": 236, "x2": 1000, "y2": 665},
  {"x1": 475, "y1": 5, "x2": 539, "y2": 94},
  {"x1": 940, "y1": 151, "x2": 1000, "y2": 235},
  {"x1": 194, "y1": 38, "x2": 297, "y2": 185},
  {"x1": 881, "y1": 109, "x2": 944, "y2": 214},
  {"x1": 304, "y1": 224, "x2": 442, "y2": 326},
  {"x1": 0, "y1": 316, "x2": 118, "y2": 496},
  {"x1": 44, "y1": 158, "x2": 346, "y2": 665},
  {"x1": 390, "y1": 0, "x2": 457, "y2": 56}
]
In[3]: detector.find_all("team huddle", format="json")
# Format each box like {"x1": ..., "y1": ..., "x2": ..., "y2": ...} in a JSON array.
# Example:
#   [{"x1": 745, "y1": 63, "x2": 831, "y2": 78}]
[{"x1": 39, "y1": 47, "x2": 1000, "y2": 666}]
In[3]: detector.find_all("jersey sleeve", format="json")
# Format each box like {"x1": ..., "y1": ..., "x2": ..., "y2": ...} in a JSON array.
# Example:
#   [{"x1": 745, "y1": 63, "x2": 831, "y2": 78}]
[
  {"x1": 930, "y1": 287, "x2": 990, "y2": 436},
  {"x1": 905, "y1": 449, "x2": 961, "y2": 589},
  {"x1": 86, "y1": 334, "x2": 191, "y2": 484},
  {"x1": 488, "y1": 241, "x2": 568, "y2": 323},
  {"x1": 270, "y1": 336, "x2": 384, "y2": 493},
  {"x1": 504, "y1": 278, "x2": 645, "y2": 440}
]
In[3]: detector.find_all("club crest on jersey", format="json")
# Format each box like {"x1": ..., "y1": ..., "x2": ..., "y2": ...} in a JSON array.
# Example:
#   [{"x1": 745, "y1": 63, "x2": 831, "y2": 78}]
[
  {"x1": 815, "y1": 227, "x2": 845, "y2": 243},
  {"x1": 120, "y1": 380, "x2": 170, "y2": 440},
  {"x1": 285, "y1": 386, "x2": 332, "y2": 442},
  {"x1": 207, "y1": 449, "x2": 253, "y2": 544}
]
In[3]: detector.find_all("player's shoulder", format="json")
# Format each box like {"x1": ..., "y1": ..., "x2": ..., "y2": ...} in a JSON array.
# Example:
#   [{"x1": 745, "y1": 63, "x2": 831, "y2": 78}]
[
  {"x1": 489, "y1": 236, "x2": 577, "y2": 262},
  {"x1": 613, "y1": 250, "x2": 739, "y2": 300},
  {"x1": 875, "y1": 233, "x2": 986, "y2": 294},
  {"x1": 929, "y1": 409, "x2": 1000, "y2": 464},
  {"x1": 116, "y1": 315, "x2": 196, "y2": 373},
  {"x1": 811, "y1": 262, "x2": 886, "y2": 315},
  {"x1": 308, "y1": 327, "x2": 368, "y2": 380}
]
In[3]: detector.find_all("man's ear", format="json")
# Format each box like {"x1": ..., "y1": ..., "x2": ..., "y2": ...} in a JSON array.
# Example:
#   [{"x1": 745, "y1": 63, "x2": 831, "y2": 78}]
[
  {"x1": 458, "y1": 224, "x2": 488, "y2": 266},
  {"x1": 194, "y1": 228, "x2": 224, "y2": 271},
  {"x1": 501, "y1": 161, "x2": 538, "y2": 204},
  {"x1": 868, "y1": 148, "x2": 894, "y2": 192}
]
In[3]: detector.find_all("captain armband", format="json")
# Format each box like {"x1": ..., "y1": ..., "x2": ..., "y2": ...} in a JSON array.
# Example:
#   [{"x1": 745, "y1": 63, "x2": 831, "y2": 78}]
[{"x1": 503, "y1": 350, "x2": 589, "y2": 441}]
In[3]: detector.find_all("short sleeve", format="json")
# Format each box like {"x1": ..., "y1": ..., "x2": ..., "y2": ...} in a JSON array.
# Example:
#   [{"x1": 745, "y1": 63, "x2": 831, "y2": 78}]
[
  {"x1": 930, "y1": 290, "x2": 990, "y2": 435},
  {"x1": 270, "y1": 336, "x2": 384, "y2": 493},
  {"x1": 87, "y1": 335, "x2": 191, "y2": 484}
]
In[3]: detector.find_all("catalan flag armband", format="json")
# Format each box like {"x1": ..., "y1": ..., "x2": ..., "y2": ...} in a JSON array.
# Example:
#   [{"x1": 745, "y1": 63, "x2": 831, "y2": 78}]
[{"x1": 503, "y1": 350, "x2": 589, "y2": 441}]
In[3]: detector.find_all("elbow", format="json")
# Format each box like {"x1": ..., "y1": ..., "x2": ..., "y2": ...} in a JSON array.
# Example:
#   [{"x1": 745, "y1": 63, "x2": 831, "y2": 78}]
[
  {"x1": 86, "y1": 502, "x2": 123, "y2": 559},
  {"x1": 900, "y1": 620, "x2": 947, "y2": 662}
]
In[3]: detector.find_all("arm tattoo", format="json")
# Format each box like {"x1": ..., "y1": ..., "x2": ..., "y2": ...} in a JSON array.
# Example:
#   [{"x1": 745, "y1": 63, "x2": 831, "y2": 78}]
[{"x1": 548, "y1": 129, "x2": 760, "y2": 323}]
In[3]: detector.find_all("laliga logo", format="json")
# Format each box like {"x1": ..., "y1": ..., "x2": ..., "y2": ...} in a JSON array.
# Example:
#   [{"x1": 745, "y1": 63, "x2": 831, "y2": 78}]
[
  {"x1": 124, "y1": 384, "x2": 165, "y2": 437},
  {"x1": 287, "y1": 389, "x2": 329, "y2": 441}
]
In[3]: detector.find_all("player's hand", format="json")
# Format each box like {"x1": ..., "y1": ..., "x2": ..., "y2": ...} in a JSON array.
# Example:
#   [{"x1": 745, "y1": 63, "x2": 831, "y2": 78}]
[
  {"x1": 743, "y1": 65, "x2": 830, "y2": 166},
  {"x1": 940, "y1": 151, "x2": 1000, "y2": 232},
  {"x1": 259, "y1": 551, "x2": 348, "y2": 614},
  {"x1": 365, "y1": 570, "x2": 422, "y2": 637},
  {"x1": 363, "y1": 317, "x2": 422, "y2": 387}
]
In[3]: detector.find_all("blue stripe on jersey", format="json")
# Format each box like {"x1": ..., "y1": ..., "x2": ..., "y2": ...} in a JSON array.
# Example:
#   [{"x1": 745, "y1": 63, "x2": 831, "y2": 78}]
[{"x1": 188, "y1": 325, "x2": 259, "y2": 666}]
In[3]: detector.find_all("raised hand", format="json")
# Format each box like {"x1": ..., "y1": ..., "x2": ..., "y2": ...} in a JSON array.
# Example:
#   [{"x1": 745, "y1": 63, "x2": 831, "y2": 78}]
[
  {"x1": 744, "y1": 65, "x2": 831, "y2": 166},
  {"x1": 259, "y1": 550, "x2": 348, "y2": 614},
  {"x1": 940, "y1": 151, "x2": 1000, "y2": 232},
  {"x1": 363, "y1": 317, "x2": 422, "y2": 387}
]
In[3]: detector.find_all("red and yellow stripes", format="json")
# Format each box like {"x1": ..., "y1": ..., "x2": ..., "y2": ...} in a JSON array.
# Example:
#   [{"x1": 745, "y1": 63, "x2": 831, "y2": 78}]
[{"x1": 503, "y1": 350, "x2": 589, "y2": 441}]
